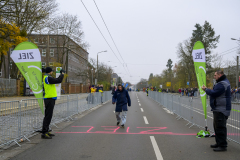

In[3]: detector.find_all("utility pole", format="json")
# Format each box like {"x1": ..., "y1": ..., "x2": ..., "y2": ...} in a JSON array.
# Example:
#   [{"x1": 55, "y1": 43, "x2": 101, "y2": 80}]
[
  {"x1": 237, "y1": 56, "x2": 239, "y2": 88},
  {"x1": 231, "y1": 38, "x2": 240, "y2": 88},
  {"x1": 91, "y1": 69, "x2": 93, "y2": 85}
]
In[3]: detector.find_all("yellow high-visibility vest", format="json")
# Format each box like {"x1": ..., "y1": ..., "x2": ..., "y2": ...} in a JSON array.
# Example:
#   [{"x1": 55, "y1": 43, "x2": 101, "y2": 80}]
[
  {"x1": 91, "y1": 88, "x2": 96, "y2": 93},
  {"x1": 43, "y1": 75, "x2": 57, "y2": 98}
]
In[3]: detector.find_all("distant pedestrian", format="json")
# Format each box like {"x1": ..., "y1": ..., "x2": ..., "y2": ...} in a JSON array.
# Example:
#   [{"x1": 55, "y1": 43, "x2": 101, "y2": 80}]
[
  {"x1": 112, "y1": 84, "x2": 131, "y2": 128},
  {"x1": 99, "y1": 84, "x2": 104, "y2": 103},
  {"x1": 181, "y1": 88, "x2": 184, "y2": 96},
  {"x1": 91, "y1": 85, "x2": 96, "y2": 93},
  {"x1": 190, "y1": 88, "x2": 194, "y2": 97},
  {"x1": 202, "y1": 70, "x2": 231, "y2": 152},
  {"x1": 185, "y1": 88, "x2": 188, "y2": 96},
  {"x1": 178, "y1": 88, "x2": 181, "y2": 94},
  {"x1": 96, "y1": 84, "x2": 100, "y2": 92}
]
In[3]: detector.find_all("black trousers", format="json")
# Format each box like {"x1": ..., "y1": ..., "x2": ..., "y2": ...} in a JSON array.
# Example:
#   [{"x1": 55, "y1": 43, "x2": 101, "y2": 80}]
[
  {"x1": 42, "y1": 98, "x2": 56, "y2": 134},
  {"x1": 213, "y1": 112, "x2": 228, "y2": 147}
]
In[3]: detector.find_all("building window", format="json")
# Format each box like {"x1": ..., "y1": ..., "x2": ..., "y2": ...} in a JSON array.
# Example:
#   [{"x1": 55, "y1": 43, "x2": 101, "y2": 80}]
[
  {"x1": 0, "y1": 69, "x2": 2, "y2": 77},
  {"x1": 34, "y1": 38, "x2": 39, "y2": 43},
  {"x1": 42, "y1": 37, "x2": 47, "y2": 44},
  {"x1": 49, "y1": 62, "x2": 53, "y2": 66},
  {"x1": 50, "y1": 38, "x2": 55, "y2": 44},
  {"x1": 42, "y1": 49, "x2": 46, "y2": 57},
  {"x1": 42, "y1": 62, "x2": 46, "y2": 68},
  {"x1": 50, "y1": 49, "x2": 54, "y2": 57}
]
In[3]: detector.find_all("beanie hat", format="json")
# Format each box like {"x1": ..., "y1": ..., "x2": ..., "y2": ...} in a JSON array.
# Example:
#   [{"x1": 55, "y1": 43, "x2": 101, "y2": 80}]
[{"x1": 46, "y1": 67, "x2": 53, "y2": 73}]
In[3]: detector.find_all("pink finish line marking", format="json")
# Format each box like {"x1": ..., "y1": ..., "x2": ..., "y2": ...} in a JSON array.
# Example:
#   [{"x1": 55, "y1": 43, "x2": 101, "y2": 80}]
[{"x1": 55, "y1": 126, "x2": 196, "y2": 135}]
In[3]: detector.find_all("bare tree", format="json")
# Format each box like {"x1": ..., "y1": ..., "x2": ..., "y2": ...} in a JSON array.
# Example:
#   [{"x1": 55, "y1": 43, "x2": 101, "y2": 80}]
[
  {"x1": 1, "y1": 0, "x2": 58, "y2": 34},
  {"x1": 77, "y1": 58, "x2": 113, "y2": 87},
  {"x1": 43, "y1": 13, "x2": 89, "y2": 50}
]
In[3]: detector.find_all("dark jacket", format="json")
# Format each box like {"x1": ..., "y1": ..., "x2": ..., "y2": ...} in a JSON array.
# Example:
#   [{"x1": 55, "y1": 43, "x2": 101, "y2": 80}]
[
  {"x1": 96, "y1": 86, "x2": 100, "y2": 92},
  {"x1": 45, "y1": 74, "x2": 64, "y2": 84},
  {"x1": 112, "y1": 87, "x2": 131, "y2": 112},
  {"x1": 205, "y1": 75, "x2": 231, "y2": 116},
  {"x1": 99, "y1": 87, "x2": 103, "y2": 91}
]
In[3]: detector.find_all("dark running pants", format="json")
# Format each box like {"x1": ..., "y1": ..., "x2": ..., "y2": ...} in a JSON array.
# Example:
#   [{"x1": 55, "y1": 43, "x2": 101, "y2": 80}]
[
  {"x1": 213, "y1": 111, "x2": 228, "y2": 148},
  {"x1": 42, "y1": 98, "x2": 56, "y2": 134}
]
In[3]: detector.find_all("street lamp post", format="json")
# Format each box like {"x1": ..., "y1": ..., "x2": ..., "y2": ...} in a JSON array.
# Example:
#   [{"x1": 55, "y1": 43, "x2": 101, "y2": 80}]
[{"x1": 97, "y1": 50, "x2": 107, "y2": 81}]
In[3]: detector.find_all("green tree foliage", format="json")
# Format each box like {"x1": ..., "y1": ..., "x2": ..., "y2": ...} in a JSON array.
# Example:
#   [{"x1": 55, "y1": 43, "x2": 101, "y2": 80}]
[
  {"x1": 141, "y1": 21, "x2": 220, "y2": 91},
  {"x1": 148, "y1": 73, "x2": 153, "y2": 81}
]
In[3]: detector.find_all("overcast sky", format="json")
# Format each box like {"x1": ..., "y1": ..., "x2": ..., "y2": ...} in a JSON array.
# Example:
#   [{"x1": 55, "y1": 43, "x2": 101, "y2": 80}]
[{"x1": 56, "y1": 0, "x2": 240, "y2": 84}]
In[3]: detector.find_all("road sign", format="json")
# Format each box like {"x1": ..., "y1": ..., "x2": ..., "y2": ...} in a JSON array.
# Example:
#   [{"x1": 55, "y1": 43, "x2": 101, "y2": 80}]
[
  {"x1": 166, "y1": 82, "x2": 171, "y2": 87},
  {"x1": 187, "y1": 82, "x2": 189, "y2": 85}
]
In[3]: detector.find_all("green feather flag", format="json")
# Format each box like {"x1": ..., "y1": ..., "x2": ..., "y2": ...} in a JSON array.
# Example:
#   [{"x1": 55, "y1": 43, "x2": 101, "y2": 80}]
[
  {"x1": 11, "y1": 42, "x2": 44, "y2": 114},
  {"x1": 192, "y1": 41, "x2": 207, "y2": 120}
]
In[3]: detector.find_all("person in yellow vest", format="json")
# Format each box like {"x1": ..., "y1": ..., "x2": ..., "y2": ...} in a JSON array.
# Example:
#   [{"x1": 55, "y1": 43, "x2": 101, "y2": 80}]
[
  {"x1": 146, "y1": 87, "x2": 149, "y2": 96},
  {"x1": 42, "y1": 67, "x2": 64, "y2": 139},
  {"x1": 89, "y1": 85, "x2": 96, "y2": 104},
  {"x1": 99, "y1": 84, "x2": 104, "y2": 103},
  {"x1": 91, "y1": 85, "x2": 96, "y2": 93},
  {"x1": 151, "y1": 86, "x2": 154, "y2": 91}
]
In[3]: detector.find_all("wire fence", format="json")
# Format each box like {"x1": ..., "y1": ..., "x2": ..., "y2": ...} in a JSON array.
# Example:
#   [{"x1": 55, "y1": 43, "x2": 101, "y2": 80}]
[
  {"x1": 0, "y1": 91, "x2": 112, "y2": 148},
  {"x1": 0, "y1": 78, "x2": 16, "y2": 97},
  {"x1": 149, "y1": 91, "x2": 240, "y2": 145}
]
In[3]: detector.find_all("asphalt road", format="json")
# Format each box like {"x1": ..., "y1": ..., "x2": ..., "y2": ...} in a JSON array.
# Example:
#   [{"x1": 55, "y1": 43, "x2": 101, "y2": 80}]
[{"x1": 10, "y1": 92, "x2": 240, "y2": 160}]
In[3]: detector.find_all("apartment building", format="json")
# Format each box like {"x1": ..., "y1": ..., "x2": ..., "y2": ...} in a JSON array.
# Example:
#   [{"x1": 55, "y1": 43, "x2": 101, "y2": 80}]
[{"x1": 28, "y1": 34, "x2": 89, "y2": 84}]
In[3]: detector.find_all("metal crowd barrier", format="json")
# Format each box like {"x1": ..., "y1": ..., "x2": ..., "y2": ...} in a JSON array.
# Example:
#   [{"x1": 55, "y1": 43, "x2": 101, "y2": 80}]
[
  {"x1": 0, "y1": 91, "x2": 112, "y2": 148},
  {"x1": 149, "y1": 91, "x2": 240, "y2": 145}
]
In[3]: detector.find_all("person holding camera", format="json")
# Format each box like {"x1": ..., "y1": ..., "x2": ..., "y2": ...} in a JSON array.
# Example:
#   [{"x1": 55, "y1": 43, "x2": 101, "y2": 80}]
[{"x1": 41, "y1": 67, "x2": 65, "y2": 139}]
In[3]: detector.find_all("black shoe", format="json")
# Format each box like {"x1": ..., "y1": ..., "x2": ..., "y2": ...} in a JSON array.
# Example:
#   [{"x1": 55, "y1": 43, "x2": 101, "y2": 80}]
[
  {"x1": 41, "y1": 133, "x2": 52, "y2": 139},
  {"x1": 117, "y1": 122, "x2": 120, "y2": 126},
  {"x1": 48, "y1": 132, "x2": 55, "y2": 136},
  {"x1": 213, "y1": 147, "x2": 227, "y2": 152},
  {"x1": 121, "y1": 124, "x2": 124, "y2": 128},
  {"x1": 210, "y1": 144, "x2": 218, "y2": 148}
]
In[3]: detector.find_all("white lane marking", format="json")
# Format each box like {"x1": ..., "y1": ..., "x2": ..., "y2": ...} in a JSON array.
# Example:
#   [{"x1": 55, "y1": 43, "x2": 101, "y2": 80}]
[
  {"x1": 141, "y1": 108, "x2": 144, "y2": 112},
  {"x1": 143, "y1": 116, "x2": 149, "y2": 124},
  {"x1": 150, "y1": 136, "x2": 164, "y2": 160},
  {"x1": 139, "y1": 103, "x2": 141, "y2": 106}
]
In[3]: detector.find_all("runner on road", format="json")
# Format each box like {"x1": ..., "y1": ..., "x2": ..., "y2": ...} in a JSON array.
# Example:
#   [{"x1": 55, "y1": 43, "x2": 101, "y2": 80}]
[{"x1": 112, "y1": 84, "x2": 131, "y2": 128}]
